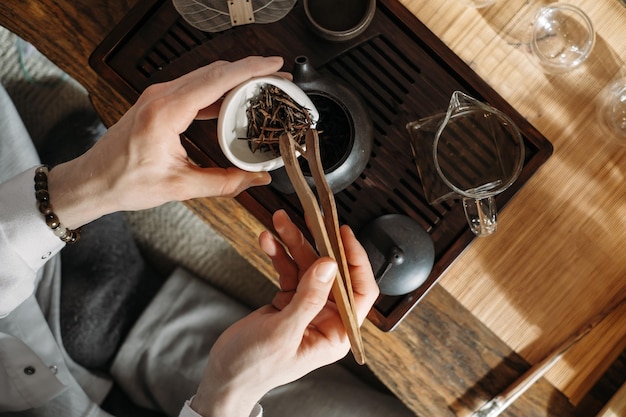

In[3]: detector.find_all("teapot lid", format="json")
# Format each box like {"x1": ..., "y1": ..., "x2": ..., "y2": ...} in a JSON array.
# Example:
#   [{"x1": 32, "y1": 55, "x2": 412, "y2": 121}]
[{"x1": 357, "y1": 214, "x2": 434, "y2": 296}]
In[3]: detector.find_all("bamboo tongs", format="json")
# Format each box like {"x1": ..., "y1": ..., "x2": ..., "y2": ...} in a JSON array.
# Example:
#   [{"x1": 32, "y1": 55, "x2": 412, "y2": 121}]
[{"x1": 279, "y1": 130, "x2": 366, "y2": 365}]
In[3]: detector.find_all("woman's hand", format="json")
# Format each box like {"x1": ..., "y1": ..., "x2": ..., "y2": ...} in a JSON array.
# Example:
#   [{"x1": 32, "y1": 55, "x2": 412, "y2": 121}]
[
  {"x1": 47, "y1": 56, "x2": 283, "y2": 229},
  {"x1": 191, "y1": 210, "x2": 379, "y2": 417}
]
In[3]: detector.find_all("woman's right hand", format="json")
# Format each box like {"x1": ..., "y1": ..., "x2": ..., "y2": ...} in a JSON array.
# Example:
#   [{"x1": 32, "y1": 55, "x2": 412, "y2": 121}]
[{"x1": 191, "y1": 210, "x2": 379, "y2": 417}]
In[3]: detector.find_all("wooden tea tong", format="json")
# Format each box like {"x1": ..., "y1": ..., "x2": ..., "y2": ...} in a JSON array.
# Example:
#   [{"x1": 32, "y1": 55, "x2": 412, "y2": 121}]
[{"x1": 279, "y1": 130, "x2": 366, "y2": 365}]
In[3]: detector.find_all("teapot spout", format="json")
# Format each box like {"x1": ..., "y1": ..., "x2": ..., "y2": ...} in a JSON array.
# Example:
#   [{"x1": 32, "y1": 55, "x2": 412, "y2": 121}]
[{"x1": 293, "y1": 55, "x2": 318, "y2": 85}]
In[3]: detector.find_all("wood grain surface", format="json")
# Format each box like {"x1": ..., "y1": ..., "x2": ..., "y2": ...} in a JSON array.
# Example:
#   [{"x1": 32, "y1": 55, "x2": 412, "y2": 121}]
[
  {"x1": 85, "y1": 0, "x2": 555, "y2": 332},
  {"x1": 1, "y1": 0, "x2": 623, "y2": 416},
  {"x1": 399, "y1": 0, "x2": 626, "y2": 403}
]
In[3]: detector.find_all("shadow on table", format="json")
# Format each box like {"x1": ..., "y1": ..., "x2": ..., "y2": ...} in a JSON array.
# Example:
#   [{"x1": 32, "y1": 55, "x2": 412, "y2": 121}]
[
  {"x1": 449, "y1": 349, "x2": 625, "y2": 417},
  {"x1": 435, "y1": 0, "x2": 626, "y2": 410}
]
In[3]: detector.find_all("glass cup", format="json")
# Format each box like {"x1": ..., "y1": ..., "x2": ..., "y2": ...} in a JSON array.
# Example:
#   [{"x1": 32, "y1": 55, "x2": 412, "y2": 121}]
[
  {"x1": 597, "y1": 77, "x2": 626, "y2": 146},
  {"x1": 407, "y1": 92, "x2": 525, "y2": 237},
  {"x1": 529, "y1": 4, "x2": 595, "y2": 74}
]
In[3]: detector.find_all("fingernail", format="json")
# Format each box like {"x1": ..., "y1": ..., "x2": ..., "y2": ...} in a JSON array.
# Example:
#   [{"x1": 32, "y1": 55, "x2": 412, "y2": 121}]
[
  {"x1": 275, "y1": 209, "x2": 288, "y2": 220},
  {"x1": 267, "y1": 56, "x2": 284, "y2": 65},
  {"x1": 259, "y1": 232, "x2": 278, "y2": 257},
  {"x1": 251, "y1": 172, "x2": 271, "y2": 187},
  {"x1": 316, "y1": 261, "x2": 337, "y2": 283}
]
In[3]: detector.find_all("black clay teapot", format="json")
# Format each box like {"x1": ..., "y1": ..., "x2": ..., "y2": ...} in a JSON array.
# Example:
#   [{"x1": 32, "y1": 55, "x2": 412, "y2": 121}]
[{"x1": 270, "y1": 56, "x2": 373, "y2": 194}]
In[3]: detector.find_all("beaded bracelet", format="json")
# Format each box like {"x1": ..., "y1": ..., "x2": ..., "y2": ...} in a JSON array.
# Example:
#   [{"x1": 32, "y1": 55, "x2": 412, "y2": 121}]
[{"x1": 34, "y1": 165, "x2": 81, "y2": 244}]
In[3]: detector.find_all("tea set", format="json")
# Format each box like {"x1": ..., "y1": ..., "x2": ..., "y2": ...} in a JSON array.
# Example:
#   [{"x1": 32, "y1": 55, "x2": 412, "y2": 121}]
[{"x1": 212, "y1": 0, "x2": 615, "y2": 297}]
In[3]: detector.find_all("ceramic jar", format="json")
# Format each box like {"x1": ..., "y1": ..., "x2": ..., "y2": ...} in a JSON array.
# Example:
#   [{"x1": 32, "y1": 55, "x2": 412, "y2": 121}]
[{"x1": 270, "y1": 56, "x2": 373, "y2": 194}]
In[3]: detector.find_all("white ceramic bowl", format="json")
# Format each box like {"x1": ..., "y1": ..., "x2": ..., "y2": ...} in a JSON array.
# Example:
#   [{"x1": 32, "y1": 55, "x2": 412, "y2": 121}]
[{"x1": 217, "y1": 76, "x2": 319, "y2": 172}]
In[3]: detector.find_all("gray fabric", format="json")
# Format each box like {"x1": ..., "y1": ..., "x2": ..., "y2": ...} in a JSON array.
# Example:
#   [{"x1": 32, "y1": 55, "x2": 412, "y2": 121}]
[
  {"x1": 0, "y1": 27, "x2": 91, "y2": 148},
  {"x1": 0, "y1": 83, "x2": 38, "y2": 181},
  {"x1": 262, "y1": 366, "x2": 415, "y2": 417},
  {"x1": 113, "y1": 268, "x2": 415, "y2": 417},
  {"x1": 111, "y1": 268, "x2": 250, "y2": 417},
  {"x1": 0, "y1": 82, "x2": 114, "y2": 416},
  {"x1": 32, "y1": 104, "x2": 168, "y2": 371},
  {"x1": 59, "y1": 211, "x2": 167, "y2": 371},
  {"x1": 0, "y1": 294, "x2": 113, "y2": 417},
  {"x1": 1, "y1": 78, "x2": 414, "y2": 417}
]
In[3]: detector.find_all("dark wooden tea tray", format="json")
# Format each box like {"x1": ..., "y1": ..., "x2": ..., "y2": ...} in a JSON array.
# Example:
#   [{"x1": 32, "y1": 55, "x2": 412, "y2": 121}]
[{"x1": 90, "y1": 0, "x2": 553, "y2": 331}]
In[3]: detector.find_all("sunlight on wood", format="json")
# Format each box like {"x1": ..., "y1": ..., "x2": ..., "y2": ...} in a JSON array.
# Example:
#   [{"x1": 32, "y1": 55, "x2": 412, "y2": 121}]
[{"x1": 403, "y1": 0, "x2": 626, "y2": 404}]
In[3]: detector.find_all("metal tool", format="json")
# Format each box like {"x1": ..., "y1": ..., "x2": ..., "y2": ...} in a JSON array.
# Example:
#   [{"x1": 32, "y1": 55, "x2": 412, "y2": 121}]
[{"x1": 460, "y1": 288, "x2": 626, "y2": 417}]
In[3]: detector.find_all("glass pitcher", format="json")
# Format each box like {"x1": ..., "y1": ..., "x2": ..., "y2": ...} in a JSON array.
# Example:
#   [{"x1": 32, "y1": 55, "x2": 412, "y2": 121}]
[{"x1": 406, "y1": 91, "x2": 525, "y2": 237}]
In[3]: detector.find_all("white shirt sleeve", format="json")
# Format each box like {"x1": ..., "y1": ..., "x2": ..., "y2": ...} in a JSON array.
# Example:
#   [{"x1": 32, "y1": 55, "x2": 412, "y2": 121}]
[
  {"x1": 0, "y1": 333, "x2": 68, "y2": 411},
  {"x1": 179, "y1": 398, "x2": 263, "y2": 417},
  {"x1": 0, "y1": 167, "x2": 65, "y2": 317}
]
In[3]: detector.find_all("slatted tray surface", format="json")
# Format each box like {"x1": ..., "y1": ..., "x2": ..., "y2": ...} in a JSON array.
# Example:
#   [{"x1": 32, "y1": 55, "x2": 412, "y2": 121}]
[{"x1": 90, "y1": 0, "x2": 553, "y2": 331}]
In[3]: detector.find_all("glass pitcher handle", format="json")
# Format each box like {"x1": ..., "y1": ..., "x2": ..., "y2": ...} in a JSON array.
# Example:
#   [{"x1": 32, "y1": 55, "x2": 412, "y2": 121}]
[{"x1": 463, "y1": 196, "x2": 497, "y2": 237}]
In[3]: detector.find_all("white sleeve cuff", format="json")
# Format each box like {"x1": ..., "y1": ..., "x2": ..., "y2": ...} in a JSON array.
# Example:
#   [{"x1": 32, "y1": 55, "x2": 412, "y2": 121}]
[
  {"x1": 0, "y1": 334, "x2": 68, "y2": 411},
  {"x1": 0, "y1": 167, "x2": 65, "y2": 317},
  {"x1": 179, "y1": 398, "x2": 262, "y2": 417},
  {"x1": 0, "y1": 167, "x2": 65, "y2": 269}
]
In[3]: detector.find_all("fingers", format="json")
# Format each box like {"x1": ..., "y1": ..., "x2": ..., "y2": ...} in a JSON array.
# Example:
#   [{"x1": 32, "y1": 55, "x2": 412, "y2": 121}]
[
  {"x1": 194, "y1": 70, "x2": 292, "y2": 121},
  {"x1": 340, "y1": 225, "x2": 379, "y2": 322},
  {"x1": 179, "y1": 56, "x2": 283, "y2": 99},
  {"x1": 263, "y1": 212, "x2": 378, "y2": 330},
  {"x1": 272, "y1": 210, "x2": 318, "y2": 271},
  {"x1": 274, "y1": 71, "x2": 293, "y2": 81},
  {"x1": 259, "y1": 230, "x2": 299, "y2": 292},
  {"x1": 163, "y1": 56, "x2": 285, "y2": 131},
  {"x1": 271, "y1": 290, "x2": 294, "y2": 311},
  {"x1": 281, "y1": 258, "x2": 337, "y2": 333},
  {"x1": 177, "y1": 166, "x2": 270, "y2": 200},
  {"x1": 259, "y1": 210, "x2": 318, "y2": 292},
  {"x1": 195, "y1": 101, "x2": 223, "y2": 120}
]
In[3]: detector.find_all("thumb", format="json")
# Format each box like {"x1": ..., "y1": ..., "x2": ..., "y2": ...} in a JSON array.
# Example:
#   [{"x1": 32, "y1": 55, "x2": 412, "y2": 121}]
[
  {"x1": 283, "y1": 259, "x2": 337, "y2": 332},
  {"x1": 187, "y1": 167, "x2": 271, "y2": 198}
]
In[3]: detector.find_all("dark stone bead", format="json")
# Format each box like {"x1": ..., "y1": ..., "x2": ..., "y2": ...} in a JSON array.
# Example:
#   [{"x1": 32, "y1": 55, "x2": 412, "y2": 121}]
[
  {"x1": 36, "y1": 189, "x2": 50, "y2": 203},
  {"x1": 45, "y1": 213, "x2": 60, "y2": 229},
  {"x1": 34, "y1": 171, "x2": 47, "y2": 183},
  {"x1": 67, "y1": 230, "x2": 80, "y2": 243},
  {"x1": 35, "y1": 165, "x2": 48, "y2": 175},
  {"x1": 38, "y1": 201, "x2": 52, "y2": 214},
  {"x1": 34, "y1": 181, "x2": 48, "y2": 191}
]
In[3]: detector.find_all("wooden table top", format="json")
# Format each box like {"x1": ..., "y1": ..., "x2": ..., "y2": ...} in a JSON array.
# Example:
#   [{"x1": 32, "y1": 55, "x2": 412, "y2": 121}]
[{"x1": 1, "y1": 1, "x2": 623, "y2": 416}]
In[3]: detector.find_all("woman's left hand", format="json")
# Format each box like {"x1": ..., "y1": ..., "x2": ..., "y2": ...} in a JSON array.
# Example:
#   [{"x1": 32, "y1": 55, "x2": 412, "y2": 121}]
[{"x1": 48, "y1": 56, "x2": 284, "y2": 229}]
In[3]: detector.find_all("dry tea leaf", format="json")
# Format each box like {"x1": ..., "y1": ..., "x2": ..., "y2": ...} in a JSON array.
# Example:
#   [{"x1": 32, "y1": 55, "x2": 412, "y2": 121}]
[{"x1": 244, "y1": 84, "x2": 313, "y2": 156}]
